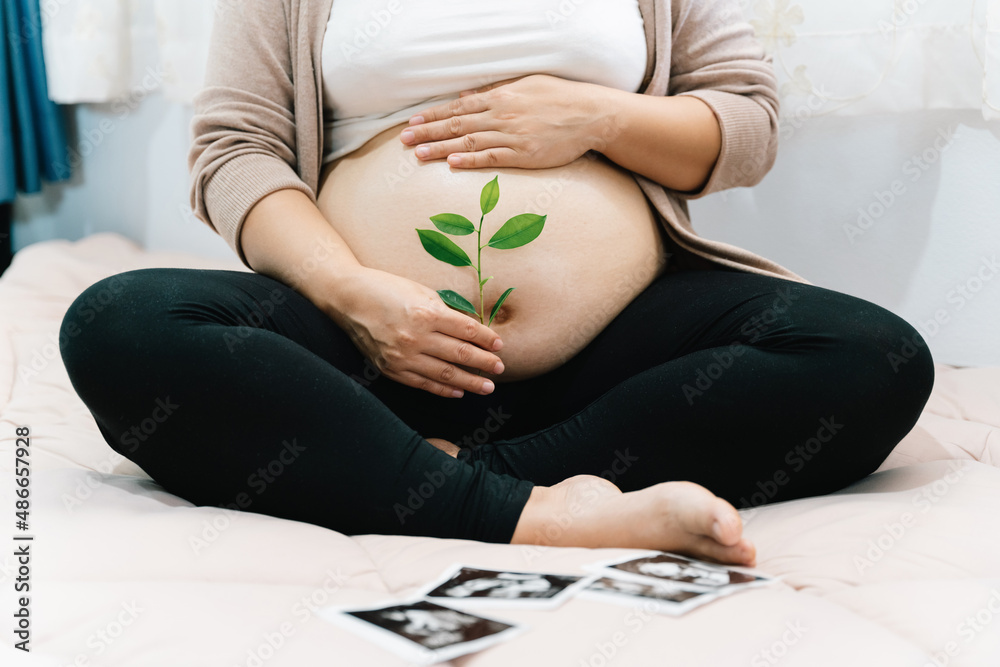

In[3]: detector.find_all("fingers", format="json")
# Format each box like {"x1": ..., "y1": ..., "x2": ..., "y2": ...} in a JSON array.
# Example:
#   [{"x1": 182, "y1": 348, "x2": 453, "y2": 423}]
[
  {"x1": 407, "y1": 93, "x2": 493, "y2": 127},
  {"x1": 399, "y1": 84, "x2": 530, "y2": 169},
  {"x1": 410, "y1": 132, "x2": 513, "y2": 163},
  {"x1": 401, "y1": 114, "x2": 495, "y2": 149},
  {"x1": 437, "y1": 311, "x2": 503, "y2": 355},
  {"x1": 390, "y1": 369, "x2": 465, "y2": 399},
  {"x1": 383, "y1": 311, "x2": 505, "y2": 398},
  {"x1": 390, "y1": 368, "x2": 474, "y2": 399},
  {"x1": 404, "y1": 126, "x2": 523, "y2": 168},
  {"x1": 445, "y1": 148, "x2": 520, "y2": 169},
  {"x1": 388, "y1": 356, "x2": 497, "y2": 399},
  {"x1": 426, "y1": 331, "x2": 505, "y2": 377},
  {"x1": 397, "y1": 354, "x2": 497, "y2": 398}
]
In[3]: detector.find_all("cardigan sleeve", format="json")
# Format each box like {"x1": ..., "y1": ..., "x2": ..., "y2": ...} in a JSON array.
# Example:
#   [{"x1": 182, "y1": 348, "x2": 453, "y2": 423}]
[
  {"x1": 187, "y1": 1, "x2": 315, "y2": 268},
  {"x1": 666, "y1": 0, "x2": 781, "y2": 199}
]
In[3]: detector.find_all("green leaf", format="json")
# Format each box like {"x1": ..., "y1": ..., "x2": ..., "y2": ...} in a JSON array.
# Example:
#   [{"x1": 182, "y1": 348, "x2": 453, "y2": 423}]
[
  {"x1": 487, "y1": 214, "x2": 546, "y2": 250},
  {"x1": 480, "y1": 176, "x2": 500, "y2": 215},
  {"x1": 479, "y1": 275, "x2": 493, "y2": 289},
  {"x1": 487, "y1": 287, "x2": 515, "y2": 327},
  {"x1": 416, "y1": 229, "x2": 473, "y2": 267},
  {"x1": 429, "y1": 213, "x2": 475, "y2": 236},
  {"x1": 438, "y1": 290, "x2": 479, "y2": 316}
]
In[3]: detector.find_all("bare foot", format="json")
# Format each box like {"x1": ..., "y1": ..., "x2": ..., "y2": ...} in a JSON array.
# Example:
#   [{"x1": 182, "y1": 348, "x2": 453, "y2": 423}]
[
  {"x1": 511, "y1": 475, "x2": 756, "y2": 566},
  {"x1": 426, "y1": 437, "x2": 460, "y2": 458},
  {"x1": 427, "y1": 438, "x2": 756, "y2": 565}
]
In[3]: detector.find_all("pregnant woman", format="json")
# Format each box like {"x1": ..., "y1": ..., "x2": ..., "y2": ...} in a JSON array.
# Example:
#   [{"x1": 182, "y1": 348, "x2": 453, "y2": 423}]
[{"x1": 60, "y1": 0, "x2": 934, "y2": 566}]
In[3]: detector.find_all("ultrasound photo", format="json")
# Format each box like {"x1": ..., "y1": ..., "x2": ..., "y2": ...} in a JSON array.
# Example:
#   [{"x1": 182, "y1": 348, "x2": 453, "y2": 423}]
[
  {"x1": 424, "y1": 566, "x2": 584, "y2": 602},
  {"x1": 586, "y1": 576, "x2": 705, "y2": 603},
  {"x1": 578, "y1": 576, "x2": 723, "y2": 616},
  {"x1": 347, "y1": 600, "x2": 514, "y2": 650},
  {"x1": 606, "y1": 552, "x2": 765, "y2": 588},
  {"x1": 322, "y1": 596, "x2": 525, "y2": 664}
]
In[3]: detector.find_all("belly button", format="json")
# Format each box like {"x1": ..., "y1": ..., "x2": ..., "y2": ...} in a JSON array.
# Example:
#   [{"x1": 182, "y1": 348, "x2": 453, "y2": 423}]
[{"x1": 491, "y1": 304, "x2": 513, "y2": 325}]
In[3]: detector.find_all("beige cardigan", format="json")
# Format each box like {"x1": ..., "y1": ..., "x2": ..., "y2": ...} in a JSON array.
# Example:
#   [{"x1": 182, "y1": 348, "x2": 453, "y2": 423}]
[{"x1": 188, "y1": 0, "x2": 810, "y2": 285}]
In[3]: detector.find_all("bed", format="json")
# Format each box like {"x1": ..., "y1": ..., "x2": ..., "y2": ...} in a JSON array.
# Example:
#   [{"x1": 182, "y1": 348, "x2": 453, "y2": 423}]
[{"x1": 1, "y1": 232, "x2": 999, "y2": 666}]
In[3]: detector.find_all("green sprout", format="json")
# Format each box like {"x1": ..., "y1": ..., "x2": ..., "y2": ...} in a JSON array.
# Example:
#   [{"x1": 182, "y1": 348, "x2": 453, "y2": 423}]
[{"x1": 415, "y1": 176, "x2": 546, "y2": 327}]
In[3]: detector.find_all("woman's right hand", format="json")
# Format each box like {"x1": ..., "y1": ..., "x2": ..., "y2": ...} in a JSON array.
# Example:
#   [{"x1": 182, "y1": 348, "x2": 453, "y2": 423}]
[{"x1": 329, "y1": 266, "x2": 505, "y2": 398}]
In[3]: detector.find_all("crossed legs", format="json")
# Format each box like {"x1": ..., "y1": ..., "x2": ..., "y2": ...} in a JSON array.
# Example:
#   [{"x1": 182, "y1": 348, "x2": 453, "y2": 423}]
[{"x1": 59, "y1": 265, "x2": 933, "y2": 564}]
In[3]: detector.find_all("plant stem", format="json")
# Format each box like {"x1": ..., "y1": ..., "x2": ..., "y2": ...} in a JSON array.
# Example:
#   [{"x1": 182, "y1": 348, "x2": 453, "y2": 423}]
[{"x1": 477, "y1": 213, "x2": 484, "y2": 325}]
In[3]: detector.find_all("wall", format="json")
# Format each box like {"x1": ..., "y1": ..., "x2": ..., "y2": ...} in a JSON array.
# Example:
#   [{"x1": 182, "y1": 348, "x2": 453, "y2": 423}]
[
  {"x1": 689, "y1": 108, "x2": 1000, "y2": 367},
  {"x1": 12, "y1": 92, "x2": 232, "y2": 261}
]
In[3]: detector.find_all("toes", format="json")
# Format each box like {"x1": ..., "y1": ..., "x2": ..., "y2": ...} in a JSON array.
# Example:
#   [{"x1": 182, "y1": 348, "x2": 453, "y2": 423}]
[
  {"x1": 669, "y1": 483, "x2": 743, "y2": 546},
  {"x1": 708, "y1": 502, "x2": 743, "y2": 547},
  {"x1": 686, "y1": 535, "x2": 756, "y2": 567},
  {"x1": 741, "y1": 539, "x2": 757, "y2": 567}
]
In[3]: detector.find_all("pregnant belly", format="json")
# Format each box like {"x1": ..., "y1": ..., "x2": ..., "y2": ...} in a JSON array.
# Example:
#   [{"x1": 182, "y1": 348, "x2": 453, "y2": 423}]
[{"x1": 316, "y1": 122, "x2": 670, "y2": 382}]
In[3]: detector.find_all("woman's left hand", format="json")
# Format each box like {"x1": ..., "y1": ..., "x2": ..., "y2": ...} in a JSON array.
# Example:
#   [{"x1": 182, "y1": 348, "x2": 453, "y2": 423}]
[{"x1": 400, "y1": 74, "x2": 610, "y2": 170}]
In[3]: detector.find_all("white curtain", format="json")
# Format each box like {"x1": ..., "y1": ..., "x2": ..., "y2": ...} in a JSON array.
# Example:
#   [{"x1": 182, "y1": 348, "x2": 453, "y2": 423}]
[
  {"x1": 40, "y1": 0, "x2": 213, "y2": 104},
  {"x1": 750, "y1": 0, "x2": 1000, "y2": 121},
  {"x1": 40, "y1": 0, "x2": 1000, "y2": 121}
]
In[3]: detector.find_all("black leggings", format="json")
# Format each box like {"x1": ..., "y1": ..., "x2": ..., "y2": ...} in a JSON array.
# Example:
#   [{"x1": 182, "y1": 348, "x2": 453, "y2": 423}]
[{"x1": 59, "y1": 264, "x2": 934, "y2": 544}]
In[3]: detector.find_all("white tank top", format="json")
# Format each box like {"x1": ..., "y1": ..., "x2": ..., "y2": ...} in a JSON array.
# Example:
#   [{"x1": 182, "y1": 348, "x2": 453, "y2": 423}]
[{"x1": 321, "y1": 0, "x2": 648, "y2": 163}]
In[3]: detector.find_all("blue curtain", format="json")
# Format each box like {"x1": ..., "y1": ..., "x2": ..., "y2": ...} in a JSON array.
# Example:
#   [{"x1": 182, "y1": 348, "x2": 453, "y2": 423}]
[{"x1": 1, "y1": 0, "x2": 70, "y2": 204}]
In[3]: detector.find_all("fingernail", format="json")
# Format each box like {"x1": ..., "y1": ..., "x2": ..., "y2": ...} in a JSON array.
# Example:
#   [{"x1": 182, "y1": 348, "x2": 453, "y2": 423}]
[
  {"x1": 493, "y1": 361, "x2": 504, "y2": 374},
  {"x1": 409, "y1": 115, "x2": 425, "y2": 125},
  {"x1": 482, "y1": 380, "x2": 495, "y2": 393},
  {"x1": 448, "y1": 154, "x2": 463, "y2": 166},
  {"x1": 415, "y1": 146, "x2": 430, "y2": 158},
  {"x1": 451, "y1": 389, "x2": 464, "y2": 398},
  {"x1": 401, "y1": 130, "x2": 414, "y2": 143},
  {"x1": 492, "y1": 339, "x2": 503, "y2": 351}
]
